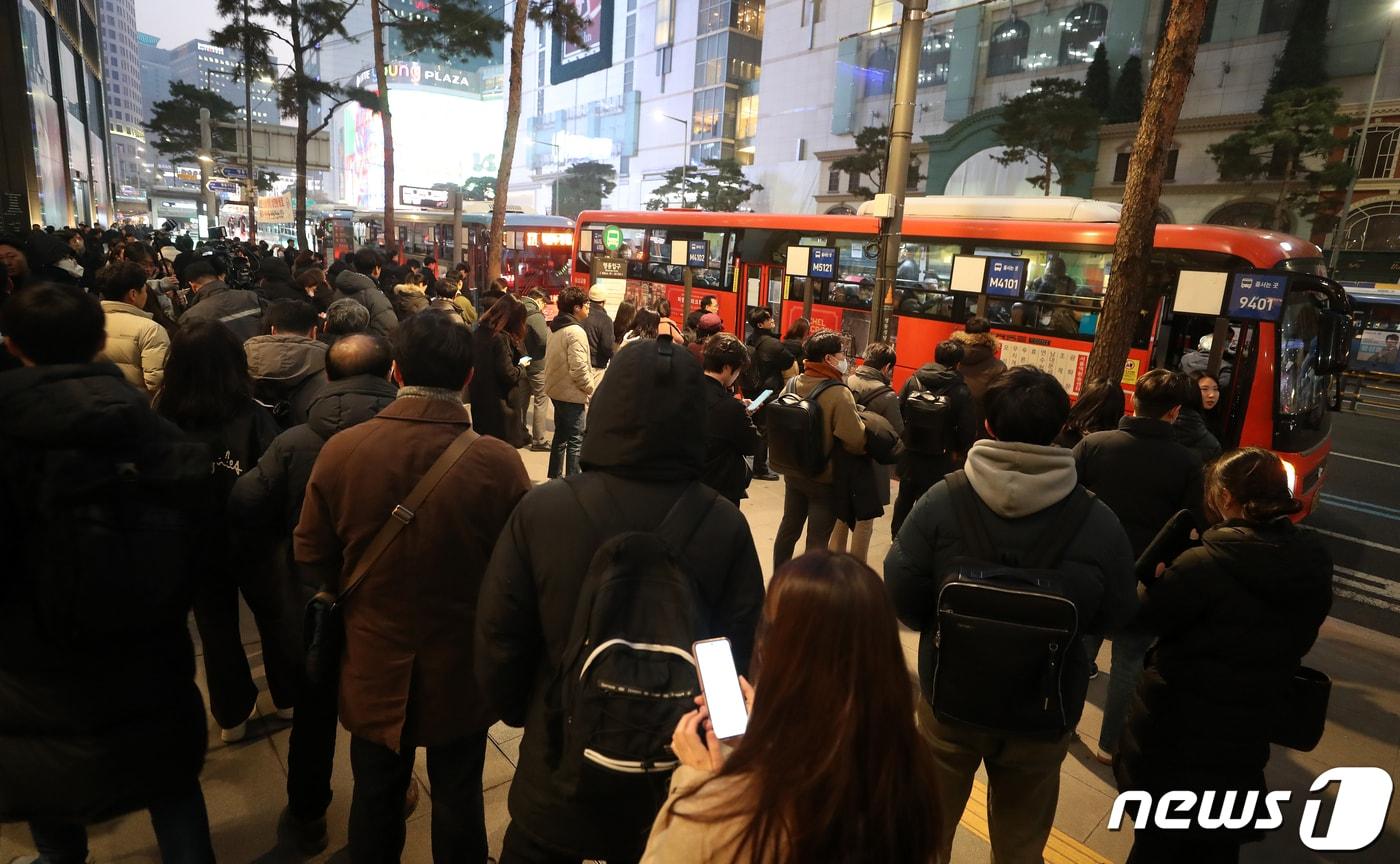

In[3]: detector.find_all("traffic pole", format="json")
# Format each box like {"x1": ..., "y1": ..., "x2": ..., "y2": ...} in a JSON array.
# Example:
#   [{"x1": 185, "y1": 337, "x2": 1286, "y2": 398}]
[
  {"x1": 199, "y1": 107, "x2": 219, "y2": 237},
  {"x1": 872, "y1": 0, "x2": 928, "y2": 343}
]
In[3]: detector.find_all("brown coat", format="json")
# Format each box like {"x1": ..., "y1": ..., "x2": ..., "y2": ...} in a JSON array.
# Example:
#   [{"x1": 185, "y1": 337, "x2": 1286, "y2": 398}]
[
  {"x1": 952, "y1": 330, "x2": 1006, "y2": 403},
  {"x1": 294, "y1": 396, "x2": 531, "y2": 751}
]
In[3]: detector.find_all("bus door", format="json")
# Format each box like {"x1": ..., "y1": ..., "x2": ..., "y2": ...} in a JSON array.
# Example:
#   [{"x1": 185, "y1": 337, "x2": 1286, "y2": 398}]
[{"x1": 739, "y1": 261, "x2": 783, "y2": 340}]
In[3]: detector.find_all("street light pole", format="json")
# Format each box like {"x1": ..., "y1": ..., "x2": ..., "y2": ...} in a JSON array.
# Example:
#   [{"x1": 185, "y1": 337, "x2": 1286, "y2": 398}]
[
  {"x1": 1328, "y1": 11, "x2": 1394, "y2": 273},
  {"x1": 198, "y1": 107, "x2": 219, "y2": 237},
  {"x1": 660, "y1": 113, "x2": 690, "y2": 207},
  {"x1": 872, "y1": 0, "x2": 928, "y2": 343}
]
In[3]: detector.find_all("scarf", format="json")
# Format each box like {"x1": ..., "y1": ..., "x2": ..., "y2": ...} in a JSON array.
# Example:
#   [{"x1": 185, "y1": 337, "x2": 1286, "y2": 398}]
[{"x1": 802, "y1": 360, "x2": 844, "y2": 381}]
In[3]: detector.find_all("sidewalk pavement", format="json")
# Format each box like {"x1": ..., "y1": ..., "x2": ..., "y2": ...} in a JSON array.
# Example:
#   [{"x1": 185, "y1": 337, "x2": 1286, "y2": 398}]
[{"x1": 3, "y1": 448, "x2": 1397, "y2": 863}]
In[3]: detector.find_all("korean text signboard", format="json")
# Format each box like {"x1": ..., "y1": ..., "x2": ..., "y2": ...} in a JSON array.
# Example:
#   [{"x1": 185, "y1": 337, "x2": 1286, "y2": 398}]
[
  {"x1": 593, "y1": 256, "x2": 626, "y2": 279},
  {"x1": 1228, "y1": 273, "x2": 1288, "y2": 321},
  {"x1": 985, "y1": 257, "x2": 1028, "y2": 298},
  {"x1": 809, "y1": 247, "x2": 837, "y2": 279},
  {"x1": 687, "y1": 239, "x2": 709, "y2": 268}
]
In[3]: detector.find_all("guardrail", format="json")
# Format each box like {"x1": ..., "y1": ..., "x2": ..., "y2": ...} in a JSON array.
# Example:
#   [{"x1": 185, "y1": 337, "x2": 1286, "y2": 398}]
[{"x1": 1340, "y1": 371, "x2": 1400, "y2": 419}]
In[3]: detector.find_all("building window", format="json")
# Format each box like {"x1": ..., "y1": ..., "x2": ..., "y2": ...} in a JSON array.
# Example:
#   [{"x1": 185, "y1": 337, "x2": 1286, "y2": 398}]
[
  {"x1": 1208, "y1": 200, "x2": 1291, "y2": 232},
  {"x1": 1159, "y1": 0, "x2": 1218, "y2": 43},
  {"x1": 695, "y1": 33, "x2": 727, "y2": 88},
  {"x1": 828, "y1": 168, "x2": 842, "y2": 193},
  {"x1": 863, "y1": 40, "x2": 897, "y2": 97},
  {"x1": 918, "y1": 30, "x2": 952, "y2": 87},
  {"x1": 655, "y1": 0, "x2": 675, "y2": 47},
  {"x1": 1341, "y1": 200, "x2": 1400, "y2": 252},
  {"x1": 870, "y1": 0, "x2": 897, "y2": 29},
  {"x1": 1058, "y1": 3, "x2": 1108, "y2": 66},
  {"x1": 1259, "y1": 0, "x2": 1300, "y2": 35},
  {"x1": 1350, "y1": 126, "x2": 1400, "y2": 180},
  {"x1": 736, "y1": 93, "x2": 759, "y2": 141},
  {"x1": 1113, "y1": 148, "x2": 1179, "y2": 183},
  {"x1": 987, "y1": 19, "x2": 1029, "y2": 77},
  {"x1": 698, "y1": 0, "x2": 727, "y2": 35}
]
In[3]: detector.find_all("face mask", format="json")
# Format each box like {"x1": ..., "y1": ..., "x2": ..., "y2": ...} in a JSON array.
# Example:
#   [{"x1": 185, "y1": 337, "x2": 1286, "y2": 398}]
[
  {"x1": 57, "y1": 258, "x2": 83, "y2": 278},
  {"x1": 835, "y1": 357, "x2": 850, "y2": 375}
]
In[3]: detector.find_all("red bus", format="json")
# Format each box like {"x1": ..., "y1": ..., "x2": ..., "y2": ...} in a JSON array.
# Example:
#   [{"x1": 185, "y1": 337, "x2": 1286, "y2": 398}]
[
  {"x1": 572, "y1": 198, "x2": 1351, "y2": 515},
  {"x1": 351, "y1": 208, "x2": 574, "y2": 296}
]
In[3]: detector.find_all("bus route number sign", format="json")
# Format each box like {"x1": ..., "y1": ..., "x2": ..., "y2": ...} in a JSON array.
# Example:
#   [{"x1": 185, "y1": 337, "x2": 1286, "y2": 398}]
[
  {"x1": 1228, "y1": 273, "x2": 1288, "y2": 321},
  {"x1": 810, "y1": 247, "x2": 837, "y2": 279},
  {"x1": 603, "y1": 225, "x2": 623, "y2": 253},
  {"x1": 985, "y1": 257, "x2": 1028, "y2": 298}
]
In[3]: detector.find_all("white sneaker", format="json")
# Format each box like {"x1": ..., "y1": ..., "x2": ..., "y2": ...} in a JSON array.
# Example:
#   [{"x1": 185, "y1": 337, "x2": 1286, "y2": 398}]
[
  {"x1": 220, "y1": 708, "x2": 257, "y2": 744},
  {"x1": 275, "y1": 706, "x2": 294, "y2": 721}
]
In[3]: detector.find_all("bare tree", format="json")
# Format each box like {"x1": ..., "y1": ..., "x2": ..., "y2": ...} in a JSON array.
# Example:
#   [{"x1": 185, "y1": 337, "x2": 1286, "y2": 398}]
[{"x1": 1083, "y1": 0, "x2": 1211, "y2": 384}]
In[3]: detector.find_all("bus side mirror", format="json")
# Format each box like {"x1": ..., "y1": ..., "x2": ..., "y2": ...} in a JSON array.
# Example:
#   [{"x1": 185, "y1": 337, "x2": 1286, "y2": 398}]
[{"x1": 1317, "y1": 313, "x2": 1351, "y2": 375}]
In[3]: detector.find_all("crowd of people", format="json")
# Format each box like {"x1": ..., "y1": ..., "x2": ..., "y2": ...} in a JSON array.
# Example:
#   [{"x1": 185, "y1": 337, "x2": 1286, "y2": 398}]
[{"x1": 0, "y1": 224, "x2": 1333, "y2": 864}]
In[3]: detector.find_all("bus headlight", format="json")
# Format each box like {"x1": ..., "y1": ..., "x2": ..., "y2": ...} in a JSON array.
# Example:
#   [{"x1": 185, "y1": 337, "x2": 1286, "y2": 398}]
[{"x1": 1282, "y1": 460, "x2": 1298, "y2": 495}]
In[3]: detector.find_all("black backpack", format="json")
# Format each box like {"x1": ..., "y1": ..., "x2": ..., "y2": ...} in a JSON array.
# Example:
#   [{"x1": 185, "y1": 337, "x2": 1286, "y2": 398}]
[
  {"x1": 28, "y1": 433, "x2": 211, "y2": 645},
  {"x1": 930, "y1": 471, "x2": 1098, "y2": 736},
  {"x1": 901, "y1": 375, "x2": 955, "y2": 455},
  {"x1": 766, "y1": 379, "x2": 844, "y2": 475},
  {"x1": 558, "y1": 480, "x2": 720, "y2": 790}
]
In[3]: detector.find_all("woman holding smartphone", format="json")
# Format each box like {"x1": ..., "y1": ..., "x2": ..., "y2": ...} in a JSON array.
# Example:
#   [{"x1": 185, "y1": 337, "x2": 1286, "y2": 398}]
[
  {"x1": 468, "y1": 293, "x2": 530, "y2": 447},
  {"x1": 642, "y1": 551, "x2": 940, "y2": 863}
]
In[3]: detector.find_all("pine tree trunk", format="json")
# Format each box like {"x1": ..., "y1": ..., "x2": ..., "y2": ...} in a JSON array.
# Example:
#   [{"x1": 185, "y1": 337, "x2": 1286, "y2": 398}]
[
  {"x1": 291, "y1": 3, "x2": 309, "y2": 250},
  {"x1": 1084, "y1": 0, "x2": 1210, "y2": 385},
  {"x1": 372, "y1": 1, "x2": 395, "y2": 250},
  {"x1": 1044, "y1": 157, "x2": 1052, "y2": 196},
  {"x1": 489, "y1": 0, "x2": 529, "y2": 284},
  {"x1": 1273, "y1": 156, "x2": 1295, "y2": 230}
]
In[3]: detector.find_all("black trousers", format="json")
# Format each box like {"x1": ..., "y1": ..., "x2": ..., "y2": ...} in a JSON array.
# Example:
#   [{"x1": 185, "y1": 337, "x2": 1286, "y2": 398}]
[
  {"x1": 286, "y1": 667, "x2": 338, "y2": 821},
  {"x1": 892, "y1": 456, "x2": 956, "y2": 537},
  {"x1": 348, "y1": 729, "x2": 489, "y2": 864},
  {"x1": 191, "y1": 557, "x2": 300, "y2": 729},
  {"x1": 498, "y1": 822, "x2": 643, "y2": 864}
]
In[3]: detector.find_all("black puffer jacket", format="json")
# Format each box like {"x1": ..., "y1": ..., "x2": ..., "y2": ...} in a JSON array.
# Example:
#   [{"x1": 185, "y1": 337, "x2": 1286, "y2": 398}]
[
  {"x1": 331, "y1": 269, "x2": 398, "y2": 337},
  {"x1": 1073, "y1": 416, "x2": 1204, "y2": 557},
  {"x1": 897, "y1": 362, "x2": 979, "y2": 479},
  {"x1": 1171, "y1": 407, "x2": 1222, "y2": 463},
  {"x1": 0, "y1": 364, "x2": 208, "y2": 823},
  {"x1": 230, "y1": 374, "x2": 399, "y2": 540},
  {"x1": 1116, "y1": 520, "x2": 1332, "y2": 804},
  {"x1": 475, "y1": 338, "x2": 765, "y2": 860}
]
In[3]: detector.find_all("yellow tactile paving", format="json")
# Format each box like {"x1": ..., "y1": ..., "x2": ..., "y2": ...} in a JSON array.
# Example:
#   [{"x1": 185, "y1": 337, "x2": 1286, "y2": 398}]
[{"x1": 959, "y1": 780, "x2": 1115, "y2": 864}]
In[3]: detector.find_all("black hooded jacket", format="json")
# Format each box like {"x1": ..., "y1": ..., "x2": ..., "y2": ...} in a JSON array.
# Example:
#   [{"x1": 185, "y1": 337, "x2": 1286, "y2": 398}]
[
  {"x1": 1116, "y1": 519, "x2": 1332, "y2": 800},
  {"x1": 0, "y1": 364, "x2": 208, "y2": 823},
  {"x1": 230, "y1": 374, "x2": 399, "y2": 540},
  {"x1": 475, "y1": 338, "x2": 765, "y2": 859},
  {"x1": 896, "y1": 362, "x2": 979, "y2": 478}
]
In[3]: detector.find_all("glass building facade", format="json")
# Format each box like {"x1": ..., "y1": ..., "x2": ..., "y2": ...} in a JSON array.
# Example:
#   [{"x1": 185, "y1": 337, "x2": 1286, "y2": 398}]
[{"x1": 2, "y1": 0, "x2": 112, "y2": 228}]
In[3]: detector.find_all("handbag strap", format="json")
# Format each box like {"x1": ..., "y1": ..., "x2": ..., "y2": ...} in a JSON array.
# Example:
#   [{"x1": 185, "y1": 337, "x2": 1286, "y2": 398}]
[{"x1": 336, "y1": 428, "x2": 481, "y2": 605}]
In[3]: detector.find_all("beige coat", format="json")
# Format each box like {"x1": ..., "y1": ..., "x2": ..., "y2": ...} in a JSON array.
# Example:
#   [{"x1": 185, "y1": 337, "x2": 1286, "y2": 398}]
[
  {"x1": 543, "y1": 316, "x2": 595, "y2": 404},
  {"x1": 642, "y1": 766, "x2": 758, "y2": 864},
  {"x1": 98, "y1": 300, "x2": 170, "y2": 394}
]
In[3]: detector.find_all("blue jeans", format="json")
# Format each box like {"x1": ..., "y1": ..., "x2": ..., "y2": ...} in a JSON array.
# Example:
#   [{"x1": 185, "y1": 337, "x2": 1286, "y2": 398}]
[
  {"x1": 27, "y1": 777, "x2": 214, "y2": 864},
  {"x1": 1095, "y1": 626, "x2": 1156, "y2": 755},
  {"x1": 548, "y1": 399, "x2": 586, "y2": 478}
]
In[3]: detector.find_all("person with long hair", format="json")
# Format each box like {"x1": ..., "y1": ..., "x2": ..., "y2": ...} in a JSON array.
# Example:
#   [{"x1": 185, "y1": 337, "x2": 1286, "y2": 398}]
[
  {"x1": 643, "y1": 551, "x2": 941, "y2": 863},
  {"x1": 1116, "y1": 448, "x2": 1332, "y2": 863},
  {"x1": 1188, "y1": 370, "x2": 1225, "y2": 440},
  {"x1": 780, "y1": 317, "x2": 808, "y2": 367},
  {"x1": 155, "y1": 321, "x2": 296, "y2": 744},
  {"x1": 613, "y1": 299, "x2": 637, "y2": 345},
  {"x1": 625, "y1": 308, "x2": 662, "y2": 344},
  {"x1": 1173, "y1": 370, "x2": 1223, "y2": 461},
  {"x1": 654, "y1": 296, "x2": 684, "y2": 340},
  {"x1": 1054, "y1": 378, "x2": 1126, "y2": 448},
  {"x1": 469, "y1": 294, "x2": 530, "y2": 446}
]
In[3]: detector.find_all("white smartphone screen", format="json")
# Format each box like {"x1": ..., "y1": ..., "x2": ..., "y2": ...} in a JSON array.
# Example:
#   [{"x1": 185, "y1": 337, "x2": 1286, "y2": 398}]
[
  {"x1": 693, "y1": 638, "x2": 748, "y2": 740},
  {"x1": 746, "y1": 389, "x2": 774, "y2": 413}
]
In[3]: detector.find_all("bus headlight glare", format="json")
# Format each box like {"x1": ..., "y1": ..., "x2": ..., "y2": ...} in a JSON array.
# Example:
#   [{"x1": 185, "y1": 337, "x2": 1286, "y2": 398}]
[{"x1": 1282, "y1": 460, "x2": 1298, "y2": 495}]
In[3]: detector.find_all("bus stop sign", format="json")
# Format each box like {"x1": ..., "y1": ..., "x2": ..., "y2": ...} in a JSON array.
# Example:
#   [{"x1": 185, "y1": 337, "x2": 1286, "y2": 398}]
[{"x1": 603, "y1": 225, "x2": 623, "y2": 252}]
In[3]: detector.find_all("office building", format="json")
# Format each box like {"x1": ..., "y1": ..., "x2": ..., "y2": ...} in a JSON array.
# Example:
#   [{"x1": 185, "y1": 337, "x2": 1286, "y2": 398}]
[
  {"x1": 1, "y1": 0, "x2": 114, "y2": 228},
  {"x1": 98, "y1": 0, "x2": 148, "y2": 213}
]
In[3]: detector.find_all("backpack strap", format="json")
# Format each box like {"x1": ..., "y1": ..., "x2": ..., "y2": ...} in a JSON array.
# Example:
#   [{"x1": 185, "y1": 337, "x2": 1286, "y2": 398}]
[
  {"x1": 654, "y1": 482, "x2": 722, "y2": 555},
  {"x1": 945, "y1": 470, "x2": 997, "y2": 561},
  {"x1": 1028, "y1": 486, "x2": 1096, "y2": 569},
  {"x1": 856, "y1": 383, "x2": 894, "y2": 409},
  {"x1": 338, "y1": 428, "x2": 480, "y2": 605}
]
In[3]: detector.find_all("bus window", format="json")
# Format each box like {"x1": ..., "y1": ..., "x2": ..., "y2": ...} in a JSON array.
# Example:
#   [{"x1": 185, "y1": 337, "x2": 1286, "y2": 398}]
[
  {"x1": 1279, "y1": 290, "x2": 1328, "y2": 419},
  {"x1": 576, "y1": 223, "x2": 647, "y2": 279},
  {"x1": 893, "y1": 243, "x2": 960, "y2": 320},
  {"x1": 645, "y1": 227, "x2": 730, "y2": 288},
  {"x1": 973, "y1": 247, "x2": 1112, "y2": 336}
]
